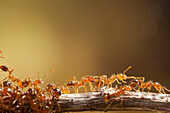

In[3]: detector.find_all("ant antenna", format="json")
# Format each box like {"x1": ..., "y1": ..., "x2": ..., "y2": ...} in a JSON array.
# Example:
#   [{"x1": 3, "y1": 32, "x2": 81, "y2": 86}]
[
  {"x1": 0, "y1": 50, "x2": 5, "y2": 58},
  {"x1": 123, "y1": 66, "x2": 132, "y2": 75},
  {"x1": 37, "y1": 72, "x2": 40, "y2": 79},
  {"x1": 42, "y1": 69, "x2": 54, "y2": 79}
]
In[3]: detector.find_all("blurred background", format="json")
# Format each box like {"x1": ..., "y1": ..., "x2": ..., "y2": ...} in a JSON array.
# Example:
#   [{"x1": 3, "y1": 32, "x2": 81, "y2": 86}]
[{"x1": 0, "y1": 0, "x2": 170, "y2": 112}]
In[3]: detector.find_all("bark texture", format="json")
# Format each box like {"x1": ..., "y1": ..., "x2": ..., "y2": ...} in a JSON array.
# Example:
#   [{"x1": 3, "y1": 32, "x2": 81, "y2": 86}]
[{"x1": 58, "y1": 88, "x2": 170, "y2": 113}]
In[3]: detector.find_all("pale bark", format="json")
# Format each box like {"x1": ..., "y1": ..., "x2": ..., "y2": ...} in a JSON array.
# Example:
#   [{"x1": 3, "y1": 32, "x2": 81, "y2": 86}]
[{"x1": 58, "y1": 88, "x2": 170, "y2": 113}]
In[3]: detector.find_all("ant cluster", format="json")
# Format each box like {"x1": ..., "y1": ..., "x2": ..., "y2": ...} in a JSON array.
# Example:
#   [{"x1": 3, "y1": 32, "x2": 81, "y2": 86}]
[{"x1": 0, "y1": 50, "x2": 170, "y2": 112}]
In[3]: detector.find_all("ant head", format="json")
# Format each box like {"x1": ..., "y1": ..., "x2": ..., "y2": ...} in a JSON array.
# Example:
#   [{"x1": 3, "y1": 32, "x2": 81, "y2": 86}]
[
  {"x1": 121, "y1": 74, "x2": 127, "y2": 79},
  {"x1": 22, "y1": 80, "x2": 30, "y2": 88},
  {"x1": 37, "y1": 79, "x2": 44, "y2": 84},
  {"x1": 47, "y1": 83, "x2": 55, "y2": 88},
  {"x1": 52, "y1": 88, "x2": 61, "y2": 98},
  {"x1": 67, "y1": 81, "x2": 76, "y2": 87},
  {"x1": 3, "y1": 81, "x2": 13, "y2": 88},
  {"x1": 46, "y1": 83, "x2": 55, "y2": 92}
]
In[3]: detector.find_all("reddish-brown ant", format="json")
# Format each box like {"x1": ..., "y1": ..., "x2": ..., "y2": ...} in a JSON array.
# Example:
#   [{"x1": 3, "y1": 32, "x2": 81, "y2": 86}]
[
  {"x1": 103, "y1": 85, "x2": 132, "y2": 111},
  {"x1": 67, "y1": 76, "x2": 88, "y2": 95},
  {"x1": 132, "y1": 80, "x2": 170, "y2": 101},
  {"x1": 93, "y1": 75, "x2": 107, "y2": 89},
  {"x1": 107, "y1": 66, "x2": 144, "y2": 87}
]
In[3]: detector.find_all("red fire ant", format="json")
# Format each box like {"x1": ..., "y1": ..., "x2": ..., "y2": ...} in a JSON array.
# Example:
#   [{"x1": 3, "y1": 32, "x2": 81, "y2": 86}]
[
  {"x1": 67, "y1": 76, "x2": 89, "y2": 95},
  {"x1": 93, "y1": 75, "x2": 107, "y2": 90},
  {"x1": 103, "y1": 85, "x2": 132, "y2": 111},
  {"x1": 107, "y1": 66, "x2": 145, "y2": 87},
  {"x1": 132, "y1": 80, "x2": 170, "y2": 102}
]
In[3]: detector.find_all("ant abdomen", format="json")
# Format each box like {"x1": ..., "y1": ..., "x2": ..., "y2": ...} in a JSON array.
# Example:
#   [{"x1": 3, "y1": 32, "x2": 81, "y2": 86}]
[{"x1": 0, "y1": 65, "x2": 8, "y2": 72}]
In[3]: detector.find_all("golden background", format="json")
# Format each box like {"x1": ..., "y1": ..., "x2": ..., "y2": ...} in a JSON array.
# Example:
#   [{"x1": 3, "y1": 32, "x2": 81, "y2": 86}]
[{"x1": 0, "y1": 0, "x2": 170, "y2": 113}]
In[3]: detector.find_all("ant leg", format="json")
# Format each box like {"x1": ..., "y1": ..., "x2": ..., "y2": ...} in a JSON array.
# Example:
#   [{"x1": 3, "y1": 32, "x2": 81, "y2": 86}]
[
  {"x1": 161, "y1": 87, "x2": 169, "y2": 102},
  {"x1": 123, "y1": 66, "x2": 132, "y2": 75},
  {"x1": 110, "y1": 83, "x2": 112, "y2": 88},
  {"x1": 119, "y1": 96, "x2": 123, "y2": 107},
  {"x1": 136, "y1": 77, "x2": 145, "y2": 82},
  {"x1": 142, "y1": 87, "x2": 144, "y2": 97},
  {"x1": 7, "y1": 67, "x2": 14, "y2": 76},
  {"x1": 107, "y1": 83, "x2": 110, "y2": 88},
  {"x1": 0, "y1": 76, "x2": 8, "y2": 83},
  {"x1": 163, "y1": 86, "x2": 170, "y2": 92},
  {"x1": 88, "y1": 82, "x2": 95, "y2": 91},
  {"x1": 147, "y1": 86, "x2": 152, "y2": 94},
  {"x1": 126, "y1": 76, "x2": 136, "y2": 80},
  {"x1": 121, "y1": 79, "x2": 127, "y2": 83},
  {"x1": 76, "y1": 86, "x2": 79, "y2": 94},
  {"x1": 83, "y1": 86, "x2": 88, "y2": 96},
  {"x1": 114, "y1": 85, "x2": 118, "y2": 90},
  {"x1": 104, "y1": 98, "x2": 115, "y2": 112},
  {"x1": 115, "y1": 78, "x2": 121, "y2": 84},
  {"x1": 57, "y1": 103, "x2": 61, "y2": 112},
  {"x1": 74, "y1": 86, "x2": 76, "y2": 95}
]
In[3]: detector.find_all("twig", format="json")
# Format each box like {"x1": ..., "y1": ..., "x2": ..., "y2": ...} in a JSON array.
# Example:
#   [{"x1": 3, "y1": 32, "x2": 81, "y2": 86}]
[{"x1": 58, "y1": 88, "x2": 170, "y2": 113}]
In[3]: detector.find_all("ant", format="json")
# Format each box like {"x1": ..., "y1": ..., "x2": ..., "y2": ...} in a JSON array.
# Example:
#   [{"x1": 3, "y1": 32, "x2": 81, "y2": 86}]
[
  {"x1": 103, "y1": 85, "x2": 132, "y2": 111},
  {"x1": 107, "y1": 66, "x2": 145, "y2": 87},
  {"x1": 131, "y1": 80, "x2": 170, "y2": 102},
  {"x1": 93, "y1": 75, "x2": 107, "y2": 90},
  {"x1": 67, "y1": 76, "x2": 88, "y2": 95}
]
